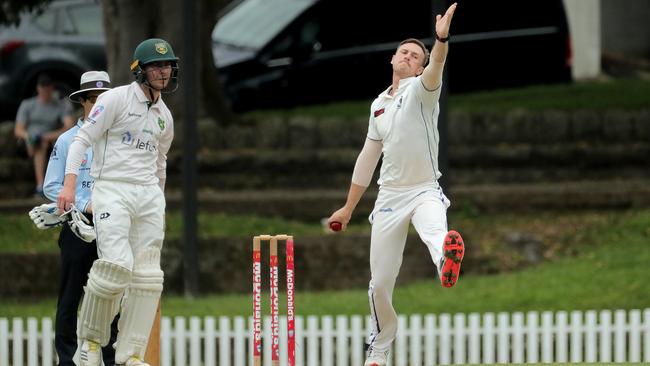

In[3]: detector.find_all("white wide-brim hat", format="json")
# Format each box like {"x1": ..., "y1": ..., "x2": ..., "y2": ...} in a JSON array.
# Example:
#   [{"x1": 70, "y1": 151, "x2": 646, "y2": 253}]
[{"x1": 69, "y1": 71, "x2": 111, "y2": 103}]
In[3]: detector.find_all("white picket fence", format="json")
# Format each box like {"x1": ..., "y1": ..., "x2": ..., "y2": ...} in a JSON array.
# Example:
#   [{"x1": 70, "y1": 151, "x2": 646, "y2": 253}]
[{"x1": 1, "y1": 309, "x2": 649, "y2": 365}]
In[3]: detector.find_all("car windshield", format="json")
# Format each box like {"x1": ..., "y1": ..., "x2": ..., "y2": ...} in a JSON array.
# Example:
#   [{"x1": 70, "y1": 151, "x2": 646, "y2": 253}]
[{"x1": 212, "y1": 0, "x2": 315, "y2": 50}]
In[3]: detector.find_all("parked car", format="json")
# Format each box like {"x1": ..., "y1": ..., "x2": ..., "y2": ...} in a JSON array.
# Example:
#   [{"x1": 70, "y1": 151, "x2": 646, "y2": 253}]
[
  {"x1": 212, "y1": 0, "x2": 572, "y2": 111},
  {"x1": 0, "y1": 0, "x2": 105, "y2": 120},
  {"x1": 1, "y1": 0, "x2": 572, "y2": 118}
]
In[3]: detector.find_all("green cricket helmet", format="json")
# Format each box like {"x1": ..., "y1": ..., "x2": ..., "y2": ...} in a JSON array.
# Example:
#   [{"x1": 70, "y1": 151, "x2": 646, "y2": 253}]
[{"x1": 130, "y1": 38, "x2": 179, "y2": 93}]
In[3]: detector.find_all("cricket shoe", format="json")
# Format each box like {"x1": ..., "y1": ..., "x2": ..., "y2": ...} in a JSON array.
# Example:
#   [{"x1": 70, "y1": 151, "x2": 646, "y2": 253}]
[
  {"x1": 79, "y1": 340, "x2": 101, "y2": 366},
  {"x1": 438, "y1": 230, "x2": 465, "y2": 288},
  {"x1": 122, "y1": 356, "x2": 150, "y2": 366},
  {"x1": 364, "y1": 346, "x2": 390, "y2": 366},
  {"x1": 122, "y1": 356, "x2": 149, "y2": 366}
]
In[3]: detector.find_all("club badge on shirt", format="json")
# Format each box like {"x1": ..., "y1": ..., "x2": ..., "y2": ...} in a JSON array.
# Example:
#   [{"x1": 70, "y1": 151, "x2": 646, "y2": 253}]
[{"x1": 374, "y1": 108, "x2": 385, "y2": 118}]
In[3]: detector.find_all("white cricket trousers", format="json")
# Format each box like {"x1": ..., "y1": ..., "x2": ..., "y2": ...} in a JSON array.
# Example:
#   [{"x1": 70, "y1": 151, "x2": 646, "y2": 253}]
[
  {"x1": 367, "y1": 185, "x2": 450, "y2": 351},
  {"x1": 92, "y1": 180, "x2": 166, "y2": 271}
]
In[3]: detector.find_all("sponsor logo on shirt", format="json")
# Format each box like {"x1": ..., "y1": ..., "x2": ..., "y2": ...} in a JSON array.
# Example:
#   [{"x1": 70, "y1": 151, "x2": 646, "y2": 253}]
[
  {"x1": 397, "y1": 96, "x2": 403, "y2": 109},
  {"x1": 134, "y1": 139, "x2": 157, "y2": 152},
  {"x1": 91, "y1": 105, "x2": 104, "y2": 119},
  {"x1": 157, "y1": 117, "x2": 165, "y2": 131},
  {"x1": 121, "y1": 131, "x2": 133, "y2": 145},
  {"x1": 99, "y1": 212, "x2": 111, "y2": 220},
  {"x1": 128, "y1": 112, "x2": 142, "y2": 117},
  {"x1": 374, "y1": 108, "x2": 385, "y2": 118},
  {"x1": 121, "y1": 130, "x2": 156, "y2": 152},
  {"x1": 142, "y1": 129, "x2": 154, "y2": 135}
]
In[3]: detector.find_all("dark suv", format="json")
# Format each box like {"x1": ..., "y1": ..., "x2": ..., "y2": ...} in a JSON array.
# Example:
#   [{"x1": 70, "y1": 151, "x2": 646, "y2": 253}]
[
  {"x1": 213, "y1": 0, "x2": 572, "y2": 111},
  {"x1": 0, "y1": 0, "x2": 105, "y2": 119}
]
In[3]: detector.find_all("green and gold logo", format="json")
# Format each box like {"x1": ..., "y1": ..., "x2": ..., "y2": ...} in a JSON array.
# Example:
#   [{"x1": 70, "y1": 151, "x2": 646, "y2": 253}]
[
  {"x1": 157, "y1": 117, "x2": 165, "y2": 130},
  {"x1": 155, "y1": 42, "x2": 168, "y2": 55}
]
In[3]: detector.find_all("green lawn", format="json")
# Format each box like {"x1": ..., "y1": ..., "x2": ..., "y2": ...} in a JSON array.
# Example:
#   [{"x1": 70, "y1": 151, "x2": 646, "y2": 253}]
[
  {"x1": 167, "y1": 208, "x2": 650, "y2": 316},
  {"x1": 2, "y1": 209, "x2": 648, "y2": 318},
  {"x1": 0, "y1": 212, "x2": 366, "y2": 253},
  {"x1": 449, "y1": 78, "x2": 650, "y2": 112},
  {"x1": 245, "y1": 78, "x2": 650, "y2": 118},
  {"x1": 0, "y1": 213, "x2": 61, "y2": 253}
]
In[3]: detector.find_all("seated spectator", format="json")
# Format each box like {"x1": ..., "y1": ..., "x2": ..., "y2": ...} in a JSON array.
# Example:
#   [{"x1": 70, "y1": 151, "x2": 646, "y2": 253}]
[{"x1": 14, "y1": 73, "x2": 74, "y2": 197}]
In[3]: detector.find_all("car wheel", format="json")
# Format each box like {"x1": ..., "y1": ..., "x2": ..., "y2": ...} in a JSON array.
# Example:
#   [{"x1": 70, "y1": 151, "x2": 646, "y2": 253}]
[{"x1": 53, "y1": 79, "x2": 76, "y2": 102}]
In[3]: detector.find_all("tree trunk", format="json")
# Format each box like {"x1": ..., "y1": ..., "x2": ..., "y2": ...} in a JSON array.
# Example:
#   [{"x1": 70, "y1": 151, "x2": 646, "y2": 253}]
[
  {"x1": 100, "y1": 0, "x2": 236, "y2": 124},
  {"x1": 200, "y1": 0, "x2": 238, "y2": 124},
  {"x1": 101, "y1": 0, "x2": 154, "y2": 86}
]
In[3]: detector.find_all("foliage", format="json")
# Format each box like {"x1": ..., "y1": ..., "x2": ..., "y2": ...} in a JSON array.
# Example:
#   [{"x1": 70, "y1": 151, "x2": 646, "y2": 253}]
[{"x1": 0, "y1": 0, "x2": 51, "y2": 26}]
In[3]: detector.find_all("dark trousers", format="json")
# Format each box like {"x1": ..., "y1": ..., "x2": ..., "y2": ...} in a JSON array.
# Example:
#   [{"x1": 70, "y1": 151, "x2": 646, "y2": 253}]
[{"x1": 55, "y1": 222, "x2": 119, "y2": 366}]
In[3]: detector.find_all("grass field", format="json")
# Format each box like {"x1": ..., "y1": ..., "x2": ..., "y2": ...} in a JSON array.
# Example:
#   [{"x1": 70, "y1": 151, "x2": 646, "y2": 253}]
[
  {"x1": 0, "y1": 212, "x2": 363, "y2": 253},
  {"x1": 1, "y1": 209, "x2": 648, "y2": 318},
  {"x1": 0, "y1": 207, "x2": 620, "y2": 254},
  {"x1": 246, "y1": 78, "x2": 650, "y2": 118}
]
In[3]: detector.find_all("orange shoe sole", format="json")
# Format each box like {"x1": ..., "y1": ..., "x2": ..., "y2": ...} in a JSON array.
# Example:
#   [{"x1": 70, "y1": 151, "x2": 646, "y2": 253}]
[{"x1": 440, "y1": 230, "x2": 465, "y2": 288}]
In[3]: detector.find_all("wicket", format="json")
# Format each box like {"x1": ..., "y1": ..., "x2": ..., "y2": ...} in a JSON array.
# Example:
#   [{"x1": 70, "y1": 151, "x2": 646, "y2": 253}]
[{"x1": 253, "y1": 234, "x2": 296, "y2": 366}]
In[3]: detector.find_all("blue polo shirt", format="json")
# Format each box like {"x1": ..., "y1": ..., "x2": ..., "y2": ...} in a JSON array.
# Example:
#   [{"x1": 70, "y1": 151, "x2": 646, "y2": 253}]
[{"x1": 43, "y1": 119, "x2": 94, "y2": 212}]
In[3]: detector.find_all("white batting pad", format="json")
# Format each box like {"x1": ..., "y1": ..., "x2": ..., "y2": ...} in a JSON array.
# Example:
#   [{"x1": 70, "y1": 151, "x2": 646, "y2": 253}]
[
  {"x1": 114, "y1": 248, "x2": 164, "y2": 363},
  {"x1": 78, "y1": 260, "x2": 131, "y2": 346}
]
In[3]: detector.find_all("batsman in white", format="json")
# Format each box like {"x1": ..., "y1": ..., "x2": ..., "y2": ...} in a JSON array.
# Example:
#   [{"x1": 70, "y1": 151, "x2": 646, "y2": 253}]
[
  {"x1": 327, "y1": 3, "x2": 465, "y2": 366},
  {"x1": 57, "y1": 38, "x2": 177, "y2": 366},
  {"x1": 29, "y1": 71, "x2": 117, "y2": 365}
]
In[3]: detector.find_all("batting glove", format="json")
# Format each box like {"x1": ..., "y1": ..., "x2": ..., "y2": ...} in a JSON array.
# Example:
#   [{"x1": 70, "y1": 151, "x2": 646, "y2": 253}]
[
  {"x1": 28, "y1": 203, "x2": 66, "y2": 229},
  {"x1": 66, "y1": 205, "x2": 96, "y2": 243}
]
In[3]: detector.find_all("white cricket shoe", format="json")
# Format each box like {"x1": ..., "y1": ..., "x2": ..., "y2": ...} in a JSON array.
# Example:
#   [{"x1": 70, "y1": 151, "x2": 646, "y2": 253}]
[
  {"x1": 364, "y1": 346, "x2": 390, "y2": 366},
  {"x1": 79, "y1": 340, "x2": 101, "y2": 366},
  {"x1": 123, "y1": 356, "x2": 150, "y2": 366}
]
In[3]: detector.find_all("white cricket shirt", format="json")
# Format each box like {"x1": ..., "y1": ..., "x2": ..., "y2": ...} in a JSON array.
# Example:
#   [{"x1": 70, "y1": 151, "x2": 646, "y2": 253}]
[
  {"x1": 65, "y1": 82, "x2": 174, "y2": 185},
  {"x1": 367, "y1": 76, "x2": 442, "y2": 189}
]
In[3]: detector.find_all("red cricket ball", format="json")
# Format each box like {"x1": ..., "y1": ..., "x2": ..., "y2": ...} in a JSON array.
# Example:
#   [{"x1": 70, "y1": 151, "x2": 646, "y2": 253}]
[{"x1": 329, "y1": 221, "x2": 342, "y2": 232}]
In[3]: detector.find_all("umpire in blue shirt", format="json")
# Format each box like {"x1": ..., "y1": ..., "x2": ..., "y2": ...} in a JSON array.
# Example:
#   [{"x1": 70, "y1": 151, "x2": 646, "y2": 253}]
[{"x1": 43, "y1": 71, "x2": 118, "y2": 366}]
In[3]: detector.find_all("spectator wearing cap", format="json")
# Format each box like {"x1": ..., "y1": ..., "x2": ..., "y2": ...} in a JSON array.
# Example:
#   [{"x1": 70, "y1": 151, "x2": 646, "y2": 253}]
[
  {"x1": 14, "y1": 73, "x2": 75, "y2": 197},
  {"x1": 42, "y1": 71, "x2": 118, "y2": 366}
]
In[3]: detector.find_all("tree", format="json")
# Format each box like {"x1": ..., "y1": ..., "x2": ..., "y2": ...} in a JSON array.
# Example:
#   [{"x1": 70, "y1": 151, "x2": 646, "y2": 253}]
[
  {"x1": 0, "y1": 0, "x2": 51, "y2": 26},
  {"x1": 100, "y1": 0, "x2": 236, "y2": 123}
]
